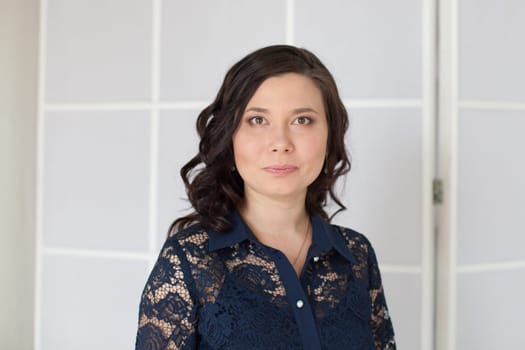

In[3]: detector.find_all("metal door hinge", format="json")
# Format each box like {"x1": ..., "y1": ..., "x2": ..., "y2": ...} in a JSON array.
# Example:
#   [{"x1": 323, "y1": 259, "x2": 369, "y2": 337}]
[{"x1": 433, "y1": 178, "x2": 444, "y2": 205}]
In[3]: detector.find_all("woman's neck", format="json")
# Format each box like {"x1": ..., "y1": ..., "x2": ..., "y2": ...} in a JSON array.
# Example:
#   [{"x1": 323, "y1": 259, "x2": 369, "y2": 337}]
[
  {"x1": 238, "y1": 192, "x2": 309, "y2": 240},
  {"x1": 238, "y1": 191, "x2": 312, "y2": 276}
]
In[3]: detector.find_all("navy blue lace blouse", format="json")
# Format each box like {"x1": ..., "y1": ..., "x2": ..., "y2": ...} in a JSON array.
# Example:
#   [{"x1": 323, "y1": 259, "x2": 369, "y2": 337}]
[{"x1": 136, "y1": 212, "x2": 395, "y2": 349}]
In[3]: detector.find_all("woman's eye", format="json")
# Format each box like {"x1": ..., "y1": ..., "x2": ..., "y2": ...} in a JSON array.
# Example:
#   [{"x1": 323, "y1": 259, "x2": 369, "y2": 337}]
[
  {"x1": 248, "y1": 116, "x2": 266, "y2": 125},
  {"x1": 294, "y1": 116, "x2": 312, "y2": 125}
]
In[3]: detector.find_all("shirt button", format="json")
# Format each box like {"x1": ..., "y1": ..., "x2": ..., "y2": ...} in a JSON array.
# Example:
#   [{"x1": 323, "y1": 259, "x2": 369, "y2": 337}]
[
  {"x1": 296, "y1": 299, "x2": 304, "y2": 309},
  {"x1": 313, "y1": 256, "x2": 320, "y2": 262}
]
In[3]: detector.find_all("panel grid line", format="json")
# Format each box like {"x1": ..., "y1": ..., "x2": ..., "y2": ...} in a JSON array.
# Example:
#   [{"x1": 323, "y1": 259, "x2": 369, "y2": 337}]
[
  {"x1": 34, "y1": 1, "x2": 48, "y2": 349},
  {"x1": 38, "y1": 245, "x2": 425, "y2": 273},
  {"x1": 421, "y1": 0, "x2": 438, "y2": 349},
  {"x1": 436, "y1": 0, "x2": 460, "y2": 349},
  {"x1": 457, "y1": 261, "x2": 525, "y2": 273},
  {"x1": 380, "y1": 265, "x2": 423, "y2": 274},
  {"x1": 147, "y1": 0, "x2": 162, "y2": 269},
  {"x1": 43, "y1": 99, "x2": 426, "y2": 111},
  {"x1": 42, "y1": 247, "x2": 151, "y2": 261},
  {"x1": 459, "y1": 100, "x2": 525, "y2": 110},
  {"x1": 449, "y1": 1, "x2": 459, "y2": 348},
  {"x1": 44, "y1": 102, "x2": 152, "y2": 111},
  {"x1": 342, "y1": 99, "x2": 422, "y2": 108}
]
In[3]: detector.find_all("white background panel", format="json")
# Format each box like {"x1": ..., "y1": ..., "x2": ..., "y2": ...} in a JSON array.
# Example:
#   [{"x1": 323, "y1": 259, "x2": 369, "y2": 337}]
[
  {"x1": 295, "y1": 0, "x2": 422, "y2": 98},
  {"x1": 41, "y1": 255, "x2": 149, "y2": 349},
  {"x1": 43, "y1": 111, "x2": 150, "y2": 251},
  {"x1": 45, "y1": 0, "x2": 152, "y2": 102},
  {"x1": 157, "y1": 110, "x2": 200, "y2": 248},
  {"x1": 458, "y1": 110, "x2": 525, "y2": 264},
  {"x1": 459, "y1": 0, "x2": 525, "y2": 101},
  {"x1": 160, "y1": 0, "x2": 286, "y2": 101},
  {"x1": 457, "y1": 270, "x2": 525, "y2": 349},
  {"x1": 36, "y1": 1, "x2": 431, "y2": 349},
  {"x1": 382, "y1": 273, "x2": 421, "y2": 350},
  {"x1": 333, "y1": 108, "x2": 422, "y2": 265}
]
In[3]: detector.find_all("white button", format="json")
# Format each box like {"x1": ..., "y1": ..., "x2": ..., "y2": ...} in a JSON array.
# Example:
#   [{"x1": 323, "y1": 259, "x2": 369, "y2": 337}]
[
  {"x1": 313, "y1": 256, "x2": 320, "y2": 262},
  {"x1": 296, "y1": 299, "x2": 304, "y2": 309}
]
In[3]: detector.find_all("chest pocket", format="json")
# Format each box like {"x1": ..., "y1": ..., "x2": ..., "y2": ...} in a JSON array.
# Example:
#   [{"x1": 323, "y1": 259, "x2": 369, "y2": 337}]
[
  {"x1": 317, "y1": 279, "x2": 375, "y2": 350},
  {"x1": 346, "y1": 281, "x2": 372, "y2": 321}
]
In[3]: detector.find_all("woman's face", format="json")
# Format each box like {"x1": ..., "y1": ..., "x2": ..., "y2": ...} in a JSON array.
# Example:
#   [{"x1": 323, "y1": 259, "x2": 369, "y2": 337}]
[{"x1": 232, "y1": 73, "x2": 328, "y2": 203}]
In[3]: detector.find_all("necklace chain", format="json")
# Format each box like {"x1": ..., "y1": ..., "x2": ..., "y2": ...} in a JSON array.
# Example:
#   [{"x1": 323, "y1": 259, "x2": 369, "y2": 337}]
[{"x1": 291, "y1": 221, "x2": 311, "y2": 267}]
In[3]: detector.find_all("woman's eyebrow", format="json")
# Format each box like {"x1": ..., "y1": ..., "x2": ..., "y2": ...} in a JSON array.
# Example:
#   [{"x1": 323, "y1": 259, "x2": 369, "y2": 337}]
[
  {"x1": 292, "y1": 107, "x2": 320, "y2": 115},
  {"x1": 244, "y1": 107, "x2": 320, "y2": 114},
  {"x1": 244, "y1": 107, "x2": 269, "y2": 114}
]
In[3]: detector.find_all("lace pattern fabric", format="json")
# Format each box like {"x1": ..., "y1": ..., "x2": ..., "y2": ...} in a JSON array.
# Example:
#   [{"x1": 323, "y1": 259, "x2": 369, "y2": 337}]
[{"x1": 136, "y1": 214, "x2": 396, "y2": 350}]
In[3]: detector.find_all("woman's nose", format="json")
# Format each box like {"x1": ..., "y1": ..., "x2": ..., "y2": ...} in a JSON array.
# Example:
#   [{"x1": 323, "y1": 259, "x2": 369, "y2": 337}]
[{"x1": 269, "y1": 126, "x2": 294, "y2": 153}]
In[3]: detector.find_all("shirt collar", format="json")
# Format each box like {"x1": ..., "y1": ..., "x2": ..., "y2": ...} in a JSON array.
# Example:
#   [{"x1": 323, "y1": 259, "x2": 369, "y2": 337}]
[
  {"x1": 208, "y1": 211, "x2": 357, "y2": 265},
  {"x1": 208, "y1": 211, "x2": 251, "y2": 251}
]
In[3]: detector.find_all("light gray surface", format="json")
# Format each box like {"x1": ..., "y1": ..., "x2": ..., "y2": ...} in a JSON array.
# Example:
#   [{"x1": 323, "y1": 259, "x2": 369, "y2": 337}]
[
  {"x1": 453, "y1": 1, "x2": 525, "y2": 348},
  {"x1": 458, "y1": 109, "x2": 525, "y2": 264},
  {"x1": 157, "y1": 109, "x2": 201, "y2": 248},
  {"x1": 43, "y1": 111, "x2": 150, "y2": 251},
  {"x1": 160, "y1": 0, "x2": 285, "y2": 101},
  {"x1": 457, "y1": 269, "x2": 525, "y2": 349},
  {"x1": 45, "y1": 0, "x2": 152, "y2": 102},
  {"x1": 40, "y1": 2, "x2": 426, "y2": 349},
  {"x1": 0, "y1": 0, "x2": 38, "y2": 348},
  {"x1": 460, "y1": 0, "x2": 525, "y2": 101},
  {"x1": 333, "y1": 108, "x2": 422, "y2": 265},
  {"x1": 382, "y1": 273, "x2": 421, "y2": 350},
  {"x1": 41, "y1": 255, "x2": 149, "y2": 349},
  {"x1": 295, "y1": 0, "x2": 422, "y2": 98}
]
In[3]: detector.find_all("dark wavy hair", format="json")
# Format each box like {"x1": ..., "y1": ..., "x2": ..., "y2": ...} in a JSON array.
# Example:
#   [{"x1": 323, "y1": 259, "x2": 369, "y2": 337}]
[{"x1": 171, "y1": 45, "x2": 351, "y2": 233}]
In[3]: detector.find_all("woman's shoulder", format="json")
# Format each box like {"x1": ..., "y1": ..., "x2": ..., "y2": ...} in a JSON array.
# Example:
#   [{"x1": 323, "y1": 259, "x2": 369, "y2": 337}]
[
  {"x1": 331, "y1": 223, "x2": 373, "y2": 248},
  {"x1": 326, "y1": 223, "x2": 384, "y2": 284},
  {"x1": 168, "y1": 222, "x2": 209, "y2": 240},
  {"x1": 326, "y1": 223, "x2": 377, "y2": 264},
  {"x1": 162, "y1": 223, "x2": 213, "y2": 257}
]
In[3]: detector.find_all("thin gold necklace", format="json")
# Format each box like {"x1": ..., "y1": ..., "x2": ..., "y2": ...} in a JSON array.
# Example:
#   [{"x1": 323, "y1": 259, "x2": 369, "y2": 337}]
[{"x1": 291, "y1": 221, "x2": 311, "y2": 267}]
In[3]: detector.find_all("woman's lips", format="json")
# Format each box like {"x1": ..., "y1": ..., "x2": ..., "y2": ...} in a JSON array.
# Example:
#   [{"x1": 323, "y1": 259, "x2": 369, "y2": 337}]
[{"x1": 262, "y1": 165, "x2": 298, "y2": 176}]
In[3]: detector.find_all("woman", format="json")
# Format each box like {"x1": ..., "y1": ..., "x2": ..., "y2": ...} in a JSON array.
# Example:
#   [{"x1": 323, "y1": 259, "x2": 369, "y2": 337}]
[{"x1": 136, "y1": 45, "x2": 396, "y2": 350}]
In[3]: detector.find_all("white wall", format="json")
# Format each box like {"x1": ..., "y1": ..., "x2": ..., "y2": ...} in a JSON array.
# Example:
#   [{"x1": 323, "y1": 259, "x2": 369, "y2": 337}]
[
  {"x1": 35, "y1": 1, "x2": 434, "y2": 349},
  {"x1": 16, "y1": 0, "x2": 525, "y2": 349},
  {"x1": 0, "y1": 0, "x2": 38, "y2": 349},
  {"x1": 437, "y1": 0, "x2": 525, "y2": 349}
]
